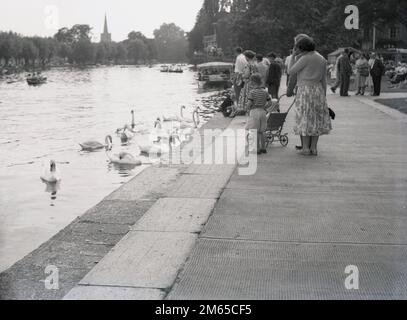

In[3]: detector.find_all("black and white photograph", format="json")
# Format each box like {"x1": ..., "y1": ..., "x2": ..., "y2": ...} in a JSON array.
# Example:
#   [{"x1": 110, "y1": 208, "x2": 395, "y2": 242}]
[{"x1": 0, "y1": 0, "x2": 407, "y2": 305}]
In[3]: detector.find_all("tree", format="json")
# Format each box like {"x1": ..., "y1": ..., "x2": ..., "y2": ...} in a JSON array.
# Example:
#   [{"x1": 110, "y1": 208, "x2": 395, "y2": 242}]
[
  {"x1": 71, "y1": 40, "x2": 95, "y2": 65},
  {"x1": 154, "y1": 23, "x2": 188, "y2": 62}
]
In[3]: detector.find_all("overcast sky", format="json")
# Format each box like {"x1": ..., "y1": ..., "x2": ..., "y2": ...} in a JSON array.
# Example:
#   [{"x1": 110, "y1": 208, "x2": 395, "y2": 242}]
[{"x1": 0, "y1": 0, "x2": 204, "y2": 41}]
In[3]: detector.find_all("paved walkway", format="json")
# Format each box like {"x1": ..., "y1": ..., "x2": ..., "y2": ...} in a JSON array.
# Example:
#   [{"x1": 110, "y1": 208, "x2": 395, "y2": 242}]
[
  {"x1": 63, "y1": 92, "x2": 407, "y2": 300},
  {"x1": 167, "y1": 93, "x2": 407, "y2": 300}
]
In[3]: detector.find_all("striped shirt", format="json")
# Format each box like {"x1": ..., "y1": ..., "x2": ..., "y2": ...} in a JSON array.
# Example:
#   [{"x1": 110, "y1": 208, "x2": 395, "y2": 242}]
[{"x1": 248, "y1": 88, "x2": 271, "y2": 110}]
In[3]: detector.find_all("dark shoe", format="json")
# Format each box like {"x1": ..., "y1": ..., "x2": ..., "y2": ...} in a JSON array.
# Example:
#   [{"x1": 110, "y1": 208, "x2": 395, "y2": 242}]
[
  {"x1": 257, "y1": 150, "x2": 262, "y2": 155},
  {"x1": 261, "y1": 149, "x2": 267, "y2": 154},
  {"x1": 295, "y1": 145, "x2": 303, "y2": 150},
  {"x1": 331, "y1": 87, "x2": 336, "y2": 94},
  {"x1": 355, "y1": 92, "x2": 360, "y2": 95},
  {"x1": 300, "y1": 149, "x2": 312, "y2": 156}
]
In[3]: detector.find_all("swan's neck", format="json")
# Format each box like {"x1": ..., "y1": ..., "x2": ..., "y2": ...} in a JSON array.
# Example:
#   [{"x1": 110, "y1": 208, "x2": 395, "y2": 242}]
[
  {"x1": 193, "y1": 111, "x2": 198, "y2": 128},
  {"x1": 131, "y1": 112, "x2": 135, "y2": 129}
]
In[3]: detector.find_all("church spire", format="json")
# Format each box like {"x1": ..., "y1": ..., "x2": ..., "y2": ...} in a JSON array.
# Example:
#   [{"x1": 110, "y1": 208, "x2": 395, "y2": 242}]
[
  {"x1": 100, "y1": 13, "x2": 112, "y2": 43},
  {"x1": 103, "y1": 14, "x2": 109, "y2": 34}
]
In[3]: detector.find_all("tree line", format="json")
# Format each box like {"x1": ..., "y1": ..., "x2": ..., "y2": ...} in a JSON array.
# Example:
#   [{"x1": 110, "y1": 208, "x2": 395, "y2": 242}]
[
  {"x1": 0, "y1": 22, "x2": 188, "y2": 69},
  {"x1": 188, "y1": 0, "x2": 407, "y2": 59}
]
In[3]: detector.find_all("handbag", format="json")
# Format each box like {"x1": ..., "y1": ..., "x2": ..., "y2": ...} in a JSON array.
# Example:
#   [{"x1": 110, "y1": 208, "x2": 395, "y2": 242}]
[{"x1": 329, "y1": 108, "x2": 335, "y2": 120}]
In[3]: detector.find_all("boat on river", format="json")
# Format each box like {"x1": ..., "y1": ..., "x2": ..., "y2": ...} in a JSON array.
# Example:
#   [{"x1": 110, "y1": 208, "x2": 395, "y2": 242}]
[
  {"x1": 27, "y1": 73, "x2": 47, "y2": 86},
  {"x1": 197, "y1": 62, "x2": 234, "y2": 88},
  {"x1": 6, "y1": 75, "x2": 20, "y2": 84},
  {"x1": 169, "y1": 65, "x2": 184, "y2": 73},
  {"x1": 160, "y1": 65, "x2": 170, "y2": 72}
]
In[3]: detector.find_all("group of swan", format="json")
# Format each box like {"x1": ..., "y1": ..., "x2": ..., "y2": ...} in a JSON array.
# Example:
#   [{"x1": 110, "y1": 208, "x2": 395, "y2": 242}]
[{"x1": 44, "y1": 108, "x2": 201, "y2": 183}]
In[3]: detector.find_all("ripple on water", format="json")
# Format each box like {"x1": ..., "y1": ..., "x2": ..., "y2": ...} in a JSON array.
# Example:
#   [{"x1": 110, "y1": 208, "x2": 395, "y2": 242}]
[{"x1": 0, "y1": 66, "x2": 226, "y2": 272}]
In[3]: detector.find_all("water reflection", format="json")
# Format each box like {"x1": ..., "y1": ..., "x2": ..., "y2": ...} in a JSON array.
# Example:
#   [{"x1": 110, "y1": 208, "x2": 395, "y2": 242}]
[
  {"x1": 42, "y1": 180, "x2": 61, "y2": 206},
  {"x1": 0, "y1": 66, "x2": 225, "y2": 272},
  {"x1": 107, "y1": 162, "x2": 138, "y2": 177}
]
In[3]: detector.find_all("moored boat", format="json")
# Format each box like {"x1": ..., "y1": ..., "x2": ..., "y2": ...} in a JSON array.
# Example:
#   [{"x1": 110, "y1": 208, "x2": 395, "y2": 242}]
[
  {"x1": 197, "y1": 62, "x2": 234, "y2": 88},
  {"x1": 26, "y1": 73, "x2": 47, "y2": 85},
  {"x1": 160, "y1": 65, "x2": 169, "y2": 72}
]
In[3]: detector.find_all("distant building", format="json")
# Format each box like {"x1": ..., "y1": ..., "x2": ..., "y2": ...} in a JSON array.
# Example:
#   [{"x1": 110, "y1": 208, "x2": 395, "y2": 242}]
[
  {"x1": 100, "y1": 14, "x2": 112, "y2": 43},
  {"x1": 360, "y1": 22, "x2": 407, "y2": 50},
  {"x1": 359, "y1": 22, "x2": 407, "y2": 62}
]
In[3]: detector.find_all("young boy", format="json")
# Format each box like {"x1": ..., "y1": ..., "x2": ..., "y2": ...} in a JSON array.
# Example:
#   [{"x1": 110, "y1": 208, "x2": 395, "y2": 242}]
[{"x1": 245, "y1": 73, "x2": 271, "y2": 154}]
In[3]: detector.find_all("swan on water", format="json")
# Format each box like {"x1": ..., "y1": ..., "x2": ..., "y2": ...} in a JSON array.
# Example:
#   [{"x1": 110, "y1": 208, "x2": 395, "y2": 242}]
[
  {"x1": 116, "y1": 110, "x2": 145, "y2": 134},
  {"x1": 138, "y1": 133, "x2": 180, "y2": 156},
  {"x1": 120, "y1": 125, "x2": 136, "y2": 144},
  {"x1": 40, "y1": 160, "x2": 61, "y2": 183},
  {"x1": 79, "y1": 135, "x2": 113, "y2": 151},
  {"x1": 178, "y1": 107, "x2": 200, "y2": 130},
  {"x1": 179, "y1": 105, "x2": 196, "y2": 123},
  {"x1": 105, "y1": 140, "x2": 142, "y2": 166}
]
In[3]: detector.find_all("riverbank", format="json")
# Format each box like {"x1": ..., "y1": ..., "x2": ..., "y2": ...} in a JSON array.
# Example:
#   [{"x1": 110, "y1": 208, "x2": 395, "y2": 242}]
[
  {"x1": 0, "y1": 66, "x2": 227, "y2": 274},
  {"x1": 64, "y1": 91, "x2": 407, "y2": 300},
  {"x1": 0, "y1": 109, "x2": 233, "y2": 300},
  {"x1": 2, "y1": 90, "x2": 407, "y2": 300}
]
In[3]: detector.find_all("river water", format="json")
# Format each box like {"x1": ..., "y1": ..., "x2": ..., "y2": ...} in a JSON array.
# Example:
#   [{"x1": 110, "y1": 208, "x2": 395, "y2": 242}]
[{"x1": 0, "y1": 65, "x2": 220, "y2": 272}]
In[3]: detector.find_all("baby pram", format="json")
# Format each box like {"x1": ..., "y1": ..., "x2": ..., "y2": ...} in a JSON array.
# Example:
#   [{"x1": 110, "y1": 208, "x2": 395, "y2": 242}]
[{"x1": 265, "y1": 94, "x2": 296, "y2": 147}]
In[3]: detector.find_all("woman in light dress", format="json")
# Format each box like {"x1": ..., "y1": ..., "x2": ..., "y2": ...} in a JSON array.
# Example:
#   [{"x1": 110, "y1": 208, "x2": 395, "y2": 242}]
[
  {"x1": 355, "y1": 53, "x2": 370, "y2": 95},
  {"x1": 289, "y1": 37, "x2": 332, "y2": 156}
]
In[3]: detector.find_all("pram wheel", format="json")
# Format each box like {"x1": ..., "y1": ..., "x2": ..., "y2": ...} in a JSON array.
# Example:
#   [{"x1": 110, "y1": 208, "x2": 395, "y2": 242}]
[
  {"x1": 266, "y1": 134, "x2": 274, "y2": 147},
  {"x1": 280, "y1": 135, "x2": 289, "y2": 147}
]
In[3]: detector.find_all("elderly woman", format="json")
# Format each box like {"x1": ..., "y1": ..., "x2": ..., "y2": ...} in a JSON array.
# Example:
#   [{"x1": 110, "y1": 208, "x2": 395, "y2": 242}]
[
  {"x1": 355, "y1": 53, "x2": 370, "y2": 95},
  {"x1": 289, "y1": 37, "x2": 332, "y2": 156}
]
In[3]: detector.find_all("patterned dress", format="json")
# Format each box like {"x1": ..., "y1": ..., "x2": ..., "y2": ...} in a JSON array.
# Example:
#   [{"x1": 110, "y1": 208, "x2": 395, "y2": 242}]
[
  {"x1": 293, "y1": 84, "x2": 332, "y2": 136},
  {"x1": 237, "y1": 62, "x2": 258, "y2": 113}
]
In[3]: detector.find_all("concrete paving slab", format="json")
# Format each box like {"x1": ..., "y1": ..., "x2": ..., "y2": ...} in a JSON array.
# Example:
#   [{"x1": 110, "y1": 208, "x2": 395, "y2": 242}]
[
  {"x1": 183, "y1": 164, "x2": 236, "y2": 176},
  {"x1": 215, "y1": 188, "x2": 407, "y2": 218},
  {"x1": 131, "y1": 198, "x2": 216, "y2": 233},
  {"x1": 202, "y1": 214, "x2": 407, "y2": 245},
  {"x1": 106, "y1": 166, "x2": 180, "y2": 201},
  {"x1": 167, "y1": 239, "x2": 407, "y2": 300},
  {"x1": 79, "y1": 200, "x2": 155, "y2": 225},
  {"x1": 64, "y1": 285, "x2": 165, "y2": 300},
  {"x1": 0, "y1": 265, "x2": 90, "y2": 300},
  {"x1": 80, "y1": 231, "x2": 197, "y2": 289},
  {"x1": 166, "y1": 173, "x2": 232, "y2": 199}
]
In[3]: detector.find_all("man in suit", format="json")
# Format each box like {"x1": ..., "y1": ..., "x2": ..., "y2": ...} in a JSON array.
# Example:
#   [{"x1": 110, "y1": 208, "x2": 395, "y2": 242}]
[
  {"x1": 266, "y1": 52, "x2": 282, "y2": 99},
  {"x1": 370, "y1": 53, "x2": 385, "y2": 96},
  {"x1": 337, "y1": 49, "x2": 353, "y2": 97}
]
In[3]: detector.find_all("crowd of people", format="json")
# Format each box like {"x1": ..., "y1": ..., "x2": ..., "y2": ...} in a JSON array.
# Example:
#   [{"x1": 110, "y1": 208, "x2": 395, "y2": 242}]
[
  {"x1": 227, "y1": 34, "x2": 332, "y2": 156},
  {"x1": 387, "y1": 62, "x2": 407, "y2": 88},
  {"x1": 330, "y1": 50, "x2": 386, "y2": 96}
]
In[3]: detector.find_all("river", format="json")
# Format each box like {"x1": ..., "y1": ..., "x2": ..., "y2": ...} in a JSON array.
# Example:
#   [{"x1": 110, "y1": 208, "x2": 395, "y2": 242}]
[{"x1": 0, "y1": 65, "x2": 221, "y2": 272}]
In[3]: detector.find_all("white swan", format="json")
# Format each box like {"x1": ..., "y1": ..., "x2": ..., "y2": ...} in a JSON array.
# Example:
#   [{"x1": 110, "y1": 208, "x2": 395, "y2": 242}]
[
  {"x1": 107, "y1": 151, "x2": 142, "y2": 166},
  {"x1": 152, "y1": 118, "x2": 177, "y2": 140},
  {"x1": 40, "y1": 160, "x2": 61, "y2": 183},
  {"x1": 80, "y1": 135, "x2": 113, "y2": 151},
  {"x1": 179, "y1": 108, "x2": 200, "y2": 130},
  {"x1": 120, "y1": 125, "x2": 136, "y2": 144},
  {"x1": 162, "y1": 105, "x2": 185, "y2": 122},
  {"x1": 116, "y1": 110, "x2": 145, "y2": 134},
  {"x1": 105, "y1": 141, "x2": 142, "y2": 166},
  {"x1": 138, "y1": 134, "x2": 180, "y2": 156},
  {"x1": 179, "y1": 105, "x2": 196, "y2": 123}
]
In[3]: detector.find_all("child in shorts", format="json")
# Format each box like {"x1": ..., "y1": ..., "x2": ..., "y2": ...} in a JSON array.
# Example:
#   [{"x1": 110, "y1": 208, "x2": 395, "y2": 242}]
[{"x1": 245, "y1": 73, "x2": 271, "y2": 154}]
